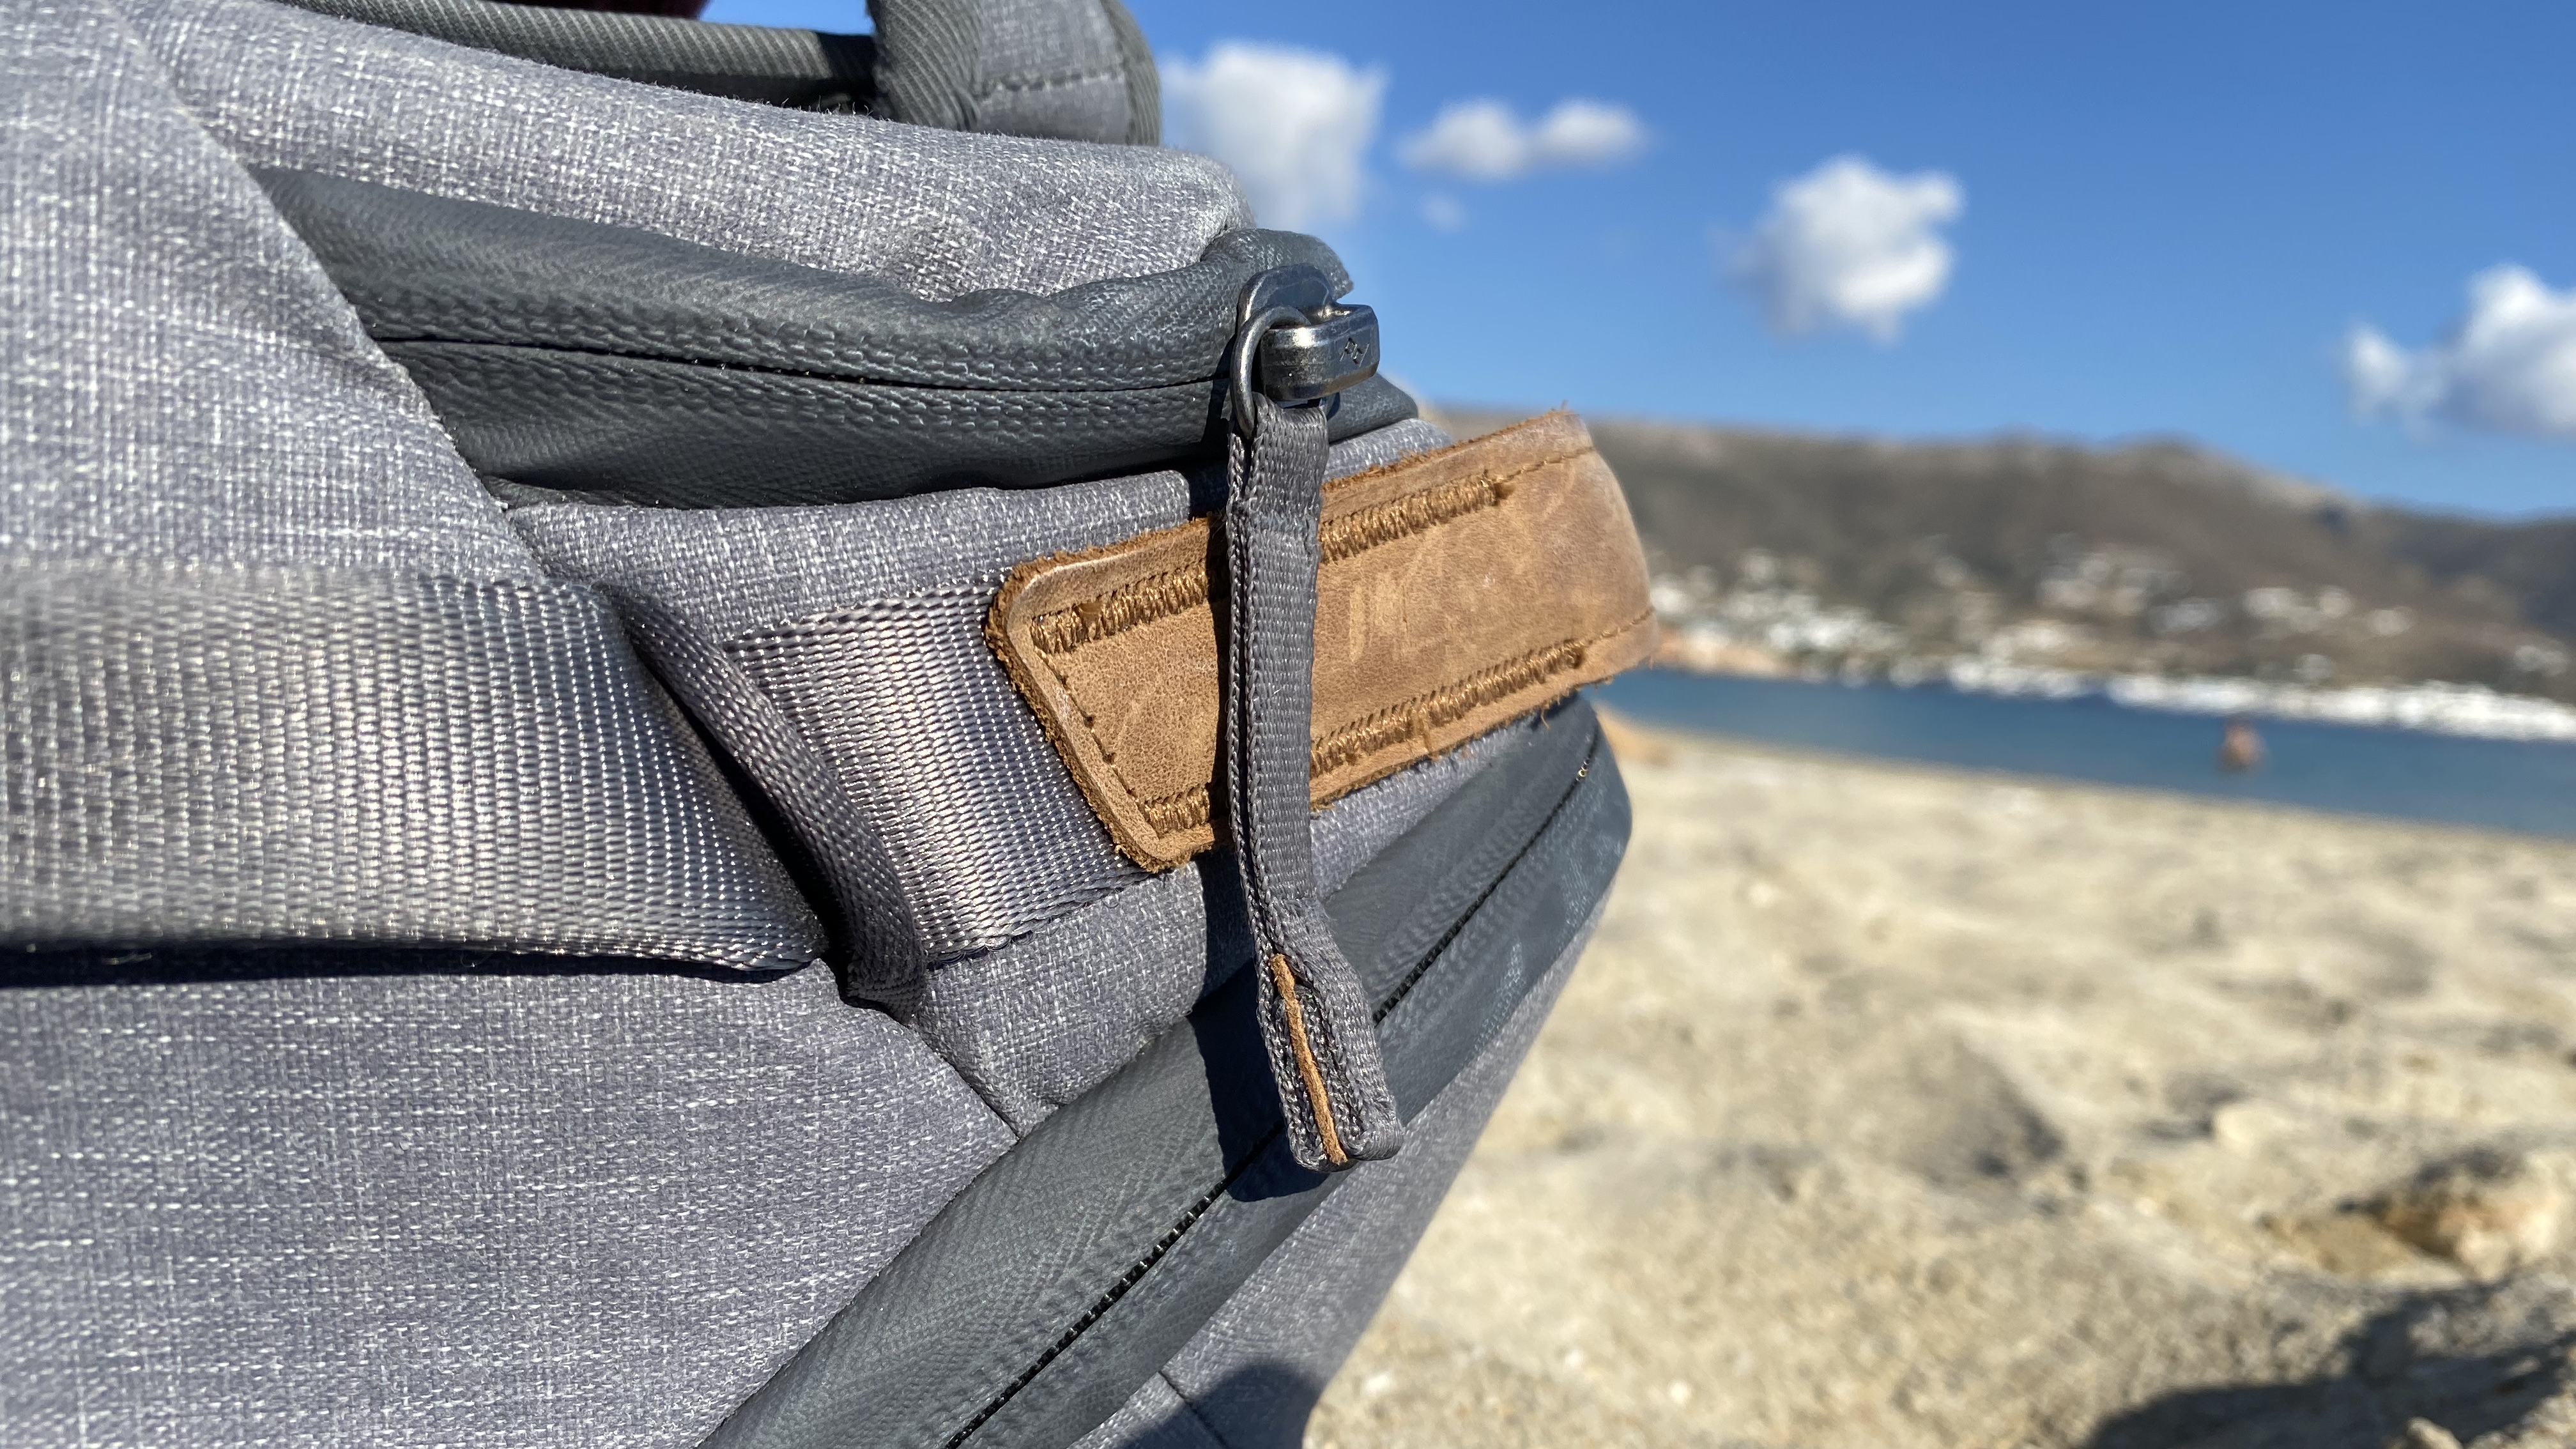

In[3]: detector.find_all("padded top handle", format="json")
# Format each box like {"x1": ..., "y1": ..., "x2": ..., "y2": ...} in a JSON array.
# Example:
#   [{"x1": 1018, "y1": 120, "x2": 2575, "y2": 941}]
[
  {"x1": 870, "y1": 0, "x2": 1157, "y2": 143},
  {"x1": 268, "y1": 0, "x2": 1159, "y2": 142}
]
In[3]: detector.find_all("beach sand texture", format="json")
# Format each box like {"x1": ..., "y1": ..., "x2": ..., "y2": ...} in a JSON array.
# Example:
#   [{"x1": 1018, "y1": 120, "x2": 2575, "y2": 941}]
[{"x1": 1310, "y1": 716, "x2": 2576, "y2": 1449}]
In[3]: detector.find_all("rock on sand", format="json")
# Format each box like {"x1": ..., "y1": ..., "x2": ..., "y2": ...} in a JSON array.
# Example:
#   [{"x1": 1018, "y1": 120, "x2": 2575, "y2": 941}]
[{"x1": 1310, "y1": 713, "x2": 2576, "y2": 1449}]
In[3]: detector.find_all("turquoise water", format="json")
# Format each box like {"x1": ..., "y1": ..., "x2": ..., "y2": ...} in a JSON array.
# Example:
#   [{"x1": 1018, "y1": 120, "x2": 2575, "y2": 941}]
[{"x1": 1593, "y1": 670, "x2": 2576, "y2": 841}]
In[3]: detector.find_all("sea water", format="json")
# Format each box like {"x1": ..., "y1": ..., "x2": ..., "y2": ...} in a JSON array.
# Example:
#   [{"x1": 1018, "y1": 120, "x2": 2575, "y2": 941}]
[{"x1": 1593, "y1": 670, "x2": 2576, "y2": 841}]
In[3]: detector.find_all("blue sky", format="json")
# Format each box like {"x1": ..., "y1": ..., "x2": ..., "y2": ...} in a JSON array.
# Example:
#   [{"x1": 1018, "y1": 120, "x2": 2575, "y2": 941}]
[{"x1": 705, "y1": 0, "x2": 2576, "y2": 518}]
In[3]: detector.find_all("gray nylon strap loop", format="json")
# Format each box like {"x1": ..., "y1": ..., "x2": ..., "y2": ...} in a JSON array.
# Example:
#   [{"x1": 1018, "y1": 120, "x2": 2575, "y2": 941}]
[
  {"x1": 597, "y1": 585, "x2": 935, "y2": 1011},
  {"x1": 1222, "y1": 397, "x2": 1405, "y2": 1171}
]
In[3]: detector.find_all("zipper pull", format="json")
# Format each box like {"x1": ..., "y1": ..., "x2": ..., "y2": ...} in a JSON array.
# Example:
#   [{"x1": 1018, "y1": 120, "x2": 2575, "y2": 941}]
[
  {"x1": 1220, "y1": 268, "x2": 1400, "y2": 1173},
  {"x1": 1227, "y1": 264, "x2": 1379, "y2": 425}
]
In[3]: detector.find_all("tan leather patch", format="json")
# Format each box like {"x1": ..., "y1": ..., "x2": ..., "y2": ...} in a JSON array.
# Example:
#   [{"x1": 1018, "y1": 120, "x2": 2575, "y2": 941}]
[{"x1": 986, "y1": 411, "x2": 1657, "y2": 870}]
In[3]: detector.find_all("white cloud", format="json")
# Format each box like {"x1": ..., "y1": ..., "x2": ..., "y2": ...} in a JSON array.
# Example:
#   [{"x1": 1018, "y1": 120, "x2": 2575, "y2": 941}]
[
  {"x1": 2345, "y1": 265, "x2": 2576, "y2": 441},
  {"x1": 1532, "y1": 100, "x2": 1650, "y2": 169},
  {"x1": 1728, "y1": 155, "x2": 1963, "y2": 343},
  {"x1": 1420, "y1": 192, "x2": 1468, "y2": 232},
  {"x1": 1163, "y1": 43, "x2": 1384, "y2": 231},
  {"x1": 1399, "y1": 98, "x2": 1647, "y2": 182}
]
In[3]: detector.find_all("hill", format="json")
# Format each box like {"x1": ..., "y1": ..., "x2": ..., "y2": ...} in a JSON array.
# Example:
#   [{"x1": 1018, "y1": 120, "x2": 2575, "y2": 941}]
[{"x1": 1432, "y1": 407, "x2": 2576, "y2": 704}]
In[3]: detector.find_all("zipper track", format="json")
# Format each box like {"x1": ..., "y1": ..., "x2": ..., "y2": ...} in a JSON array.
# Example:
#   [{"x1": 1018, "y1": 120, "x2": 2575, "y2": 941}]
[
  {"x1": 1375, "y1": 734, "x2": 1598, "y2": 1026},
  {"x1": 938, "y1": 1133, "x2": 1276, "y2": 1449},
  {"x1": 944, "y1": 723, "x2": 1603, "y2": 1446}
]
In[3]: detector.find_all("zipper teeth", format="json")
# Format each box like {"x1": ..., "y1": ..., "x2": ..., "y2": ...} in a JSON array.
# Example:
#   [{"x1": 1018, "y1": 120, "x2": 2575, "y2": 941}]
[
  {"x1": 379, "y1": 332, "x2": 1199, "y2": 392},
  {"x1": 939, "y1": 1131, "x2": 1277, "y2": 1449},
  {"x1": 1374, "y1": 732, "x2": 1599, "y2": 1027}
]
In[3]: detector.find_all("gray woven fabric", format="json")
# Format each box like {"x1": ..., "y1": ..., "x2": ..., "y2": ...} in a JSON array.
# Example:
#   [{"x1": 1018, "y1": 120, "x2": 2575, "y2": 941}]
[
  {"x1": 512, "y1": 421, "x2": 1452, "y2": 968},
  {"x1": 1221, "y1": 398, "x2": 1402, "y2": 1170},
  {"x1": 509, "y1": 420, "x2": 1450, "y2": 644},
  {"x1": 604, "y1": 590, "x2": 930, "y2": 1003},
  {"x1": 1305, "y1": 715, "x2": 1535, "y2": 895},
  {"x1": 1098, "y1": 0, "x2": 1157, "y2": 146},
  {"x1": 910, "y1": 712, "x2": 1548, "y2": 1133},
  {"x1": 693, "y1": 720, "x2": 1616, "y2": 1449},
  {"x1": 264, "y1": 168, "x2": 1347, "y2": 395},
  {"x1": 0, "y1": 0, "x2": 525, "y2": 576},
  {"x1": 864, "y1": 0, "x2": 976, "y2": 130},
  {"x1": 125, "y1": 0, "x2": 1245, "y2": 302},
  {"x1": 2, "y1": 559, "x2": 823, "y2": 970},
  {"x1": 951, "y1": 0, "x2": 1139, "y2": 142},
  {"x1": 0, "y1": 962, "x2": 1014, "y2": 1448},
  {"x1": 253, "y1": 169, "x2": 1373, "y2": 507}
]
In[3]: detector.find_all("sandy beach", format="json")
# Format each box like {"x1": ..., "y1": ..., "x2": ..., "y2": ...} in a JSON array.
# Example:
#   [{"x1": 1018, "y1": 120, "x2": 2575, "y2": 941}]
[{"x1": 1311, "y1": 716, "x2": 2576, "y2": 1449}]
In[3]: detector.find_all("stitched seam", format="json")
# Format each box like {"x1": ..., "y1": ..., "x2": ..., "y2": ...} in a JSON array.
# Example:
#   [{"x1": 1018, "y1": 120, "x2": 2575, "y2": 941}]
[
  {"x1": 1268, "y1": 953, "x2": 1349, "y2": 1166},
  {"x1": 1310, "y1": 638, "x2": 1589, "y2": 777},
  {"x1": 970, "y1": 64, "x2": 1125, "y2": 98},
  {"x1": 1027, "y1": 563, "x2": 1208, "y2": 654},
  {"x1": 1172, "y1": 1379, "x2": 1233, "y2": 1448},
  {"x1": 376, "y1": 328, "x2": 1199, "y2": 391},
  {"x1": 1025, "y1": 445, "x2": 1590, "y2": 657},
  {"x1": 381, "y1": 332, "x2": 1205, "y2": 389},
  {"x1": 1140, "y1": 783, "x2": 1213, "y2": 835},
  {"x1": 1123, "y1": 611, "x2": 1650, "y2": 834},
  {"x1": 1317, "y1": 453, "x2": 1555, "y2": 562}
]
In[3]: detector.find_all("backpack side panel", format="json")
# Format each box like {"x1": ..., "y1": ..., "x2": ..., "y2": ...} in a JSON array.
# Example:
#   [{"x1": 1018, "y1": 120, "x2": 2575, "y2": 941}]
[{"x1": 0, "y1": 963, "x2": 1015, "y2": 1447}]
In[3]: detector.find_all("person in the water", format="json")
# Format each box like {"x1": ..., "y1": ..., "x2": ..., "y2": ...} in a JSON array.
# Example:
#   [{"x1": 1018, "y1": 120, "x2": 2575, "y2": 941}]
[{"x1": 2218, "y1": 714, "x2": 2266, "y2": 773}]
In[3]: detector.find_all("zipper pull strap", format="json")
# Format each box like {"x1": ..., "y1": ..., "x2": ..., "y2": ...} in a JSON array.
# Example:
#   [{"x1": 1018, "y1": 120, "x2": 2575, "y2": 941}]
[
  {"x1": 1225, "y1": 397, "x2": 1404, "y2": 1170},
  {"x1": 1221, "y1": 268, "x2": 1402, "y2": 1171}
]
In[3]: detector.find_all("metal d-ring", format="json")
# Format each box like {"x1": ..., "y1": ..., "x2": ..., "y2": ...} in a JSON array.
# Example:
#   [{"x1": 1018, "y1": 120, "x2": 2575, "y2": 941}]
[{"x1": 1229, "y1": 303, "x2": 1315, "y2": 440}]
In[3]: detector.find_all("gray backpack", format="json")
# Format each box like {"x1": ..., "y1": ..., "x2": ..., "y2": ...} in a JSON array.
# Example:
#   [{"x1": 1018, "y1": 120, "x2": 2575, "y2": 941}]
[{"x1": 0, "y1": 0, "x2": 1655, "y2": 1443}]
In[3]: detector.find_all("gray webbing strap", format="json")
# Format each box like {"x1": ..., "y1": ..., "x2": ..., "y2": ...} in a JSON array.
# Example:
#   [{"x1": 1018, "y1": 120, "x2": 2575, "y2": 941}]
[
  {"x1": 1223, "y1": 397, "x2": 1404, "y2": 1171},
  {"x1": 0, "y1": 558, "x2": 824, "y2": 973}
]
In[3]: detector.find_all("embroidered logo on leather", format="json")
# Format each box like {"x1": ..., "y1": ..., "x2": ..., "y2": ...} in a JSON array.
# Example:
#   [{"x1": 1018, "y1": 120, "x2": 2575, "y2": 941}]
[{"x1": 986, "y1": 411, "x2": 1659, "y2": 870}]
